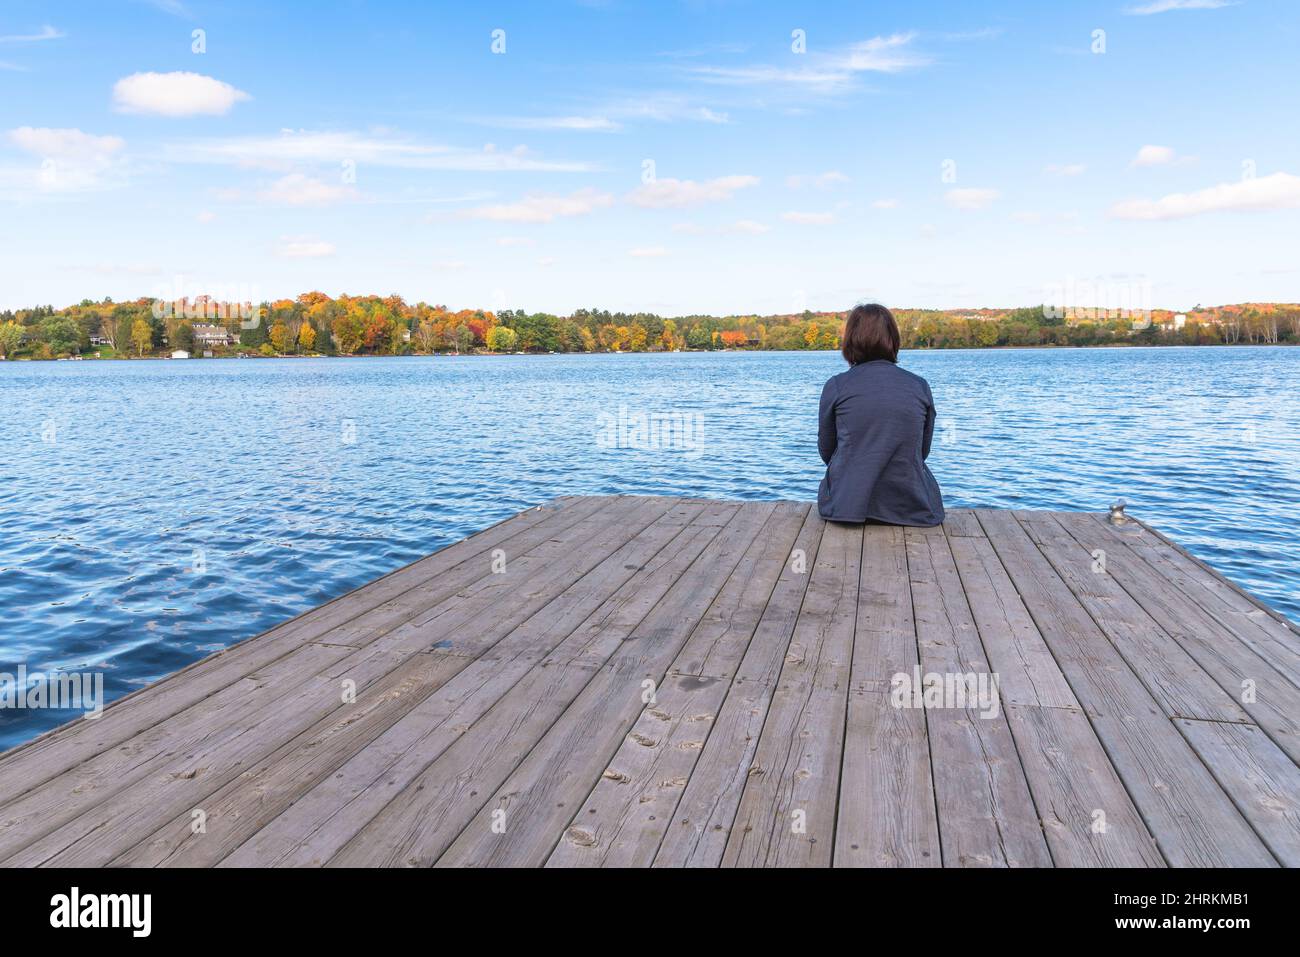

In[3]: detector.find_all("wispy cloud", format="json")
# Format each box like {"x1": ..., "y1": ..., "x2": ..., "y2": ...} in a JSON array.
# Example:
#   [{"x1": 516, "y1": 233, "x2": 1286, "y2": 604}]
[
  {"x1": 1109, "y1": 172, "x2": 1300, "y2": 220},
  {"x1": 944, "y1": 187, "x2": 1000, "y2": 210},
  {"x1": 257, "y1": 173, "x2": 357, "y2": 207},
  {"x1": 5, "y1": 127, "x2": 127, "y2": 194},
  {"x1": 463, "y1": 188, "x2": 614, "y2": 223},
  {"x1": 787, "y1": 170, "x2": 850, "y2": 189},
  {"x1": 626, "y1": 174, "x2": 759, "y2": 208},
  {"x1": 276, "y1": 236, "x2": 335, "y2": 258},
  {"x1": 781, "y1": 210, "x2": 837, "y2": 225},
  {"x1": 0, "y1": 25, "x2": 64, "y2": 43},
  {"x1": 628, "y1": 246, "x2": 669, "y2": 257},
  {"x1": 163, "y1": 130, "x2": 596, "y2": 173},
  {"x1": 1131, "y1": 144, "x2": 1176, "y2": 166},
  {"x1": 1045, "y1": 162, "x2": 1086, "y2": 176},
  {"x1": 690, "y1": 33, "x2": 930, "y2": 94},
  {"x1": 472, "y1": 115, "x2": 621, "y2": 132},
  {"x1": 1124, "y1": 0, "x2": 1238, "y2": 15}
]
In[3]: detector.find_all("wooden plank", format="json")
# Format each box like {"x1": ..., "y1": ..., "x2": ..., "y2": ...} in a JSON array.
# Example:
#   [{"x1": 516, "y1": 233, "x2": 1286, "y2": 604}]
[
  {"x1": 975, "y1": 508, "x2": 1275, "y2": 866},
  {"x1": 1175, "y1": 718, "x2": 1300, "y2": 866},
  {"x1": 835, "y1": 523, "x2": 939, "y2": 867},
  {"x1": 119, "y1": 501, "x2": 707, "y2": 867},
  {"x1": 942, "y1": 509, "x2": 985, "y2": 538},
  {"x1": 1006, "y1": 704, "x2": 1165, "y2": 867},
  {"x1": 651, "y1": 509, "x2": 825, "y2": 867},
  {"x1": 1094, "y1": 514, "x2": 1300, "y2": 688},
  {"x1": 544, "y1": 673, "x2": 727, "y2": 867},
  {"x1": 0, "y1": 496, "x2": 668, "y2": 866},
  {"x1": 940, "y1": 518, "x2": 1163, "y2": 866},
  {"x1": 719, "y1": 520, "x2": 861, "y2": 867},
  {"x1": 1015, "y1": 511, "x2": 1249, "y2": 724},
  {"x1": 0, "y1": 495, "x2": 605, "y2": 804},
  {"x1": 432, "y1": 503, "x2": 779, "y2": 867},
  {"x1": 293, "y1": 505, "x2": 748, "y2": 867},
  {"x1": 544, "y1": 504, "x2": 812, "y2": 866},
  {"x1": 672, "y1": 502, "x2": 812, "y2": 678},
  {"x1": 1055, "y1": 512, "x2": 1300, "y2": 765},
  {"x1": 945, "y1": 531, "x2": 1076, "y2": 710},
  {"x1": 905, "y1": 525, "x2": 1051, "y2": 867}
]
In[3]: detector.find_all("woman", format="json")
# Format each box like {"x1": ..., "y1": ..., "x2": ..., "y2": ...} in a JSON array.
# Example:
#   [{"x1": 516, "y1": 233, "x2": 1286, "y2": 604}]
[{"x1": 817, "y1": 303, "x2": 945, "y2": 527}]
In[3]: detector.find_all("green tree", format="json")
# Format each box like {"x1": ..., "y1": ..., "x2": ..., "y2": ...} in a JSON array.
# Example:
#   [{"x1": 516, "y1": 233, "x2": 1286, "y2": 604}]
[
  {"x1": 0, "y1": 320, "x2": 22, "y2": 358},
  {"x1": 486, "y1": 326, "x2": 519, "y2": 352}
]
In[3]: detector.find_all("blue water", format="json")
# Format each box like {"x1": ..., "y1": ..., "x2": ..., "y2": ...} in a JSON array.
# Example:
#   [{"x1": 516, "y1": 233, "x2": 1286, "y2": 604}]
[{"x1": 2, "y1": 347, "x2": 1297, "y2": 749}]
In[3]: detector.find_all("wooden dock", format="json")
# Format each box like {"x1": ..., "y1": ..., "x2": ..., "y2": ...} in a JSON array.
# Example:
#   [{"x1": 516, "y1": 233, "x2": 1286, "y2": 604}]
[{"x1": 1, "y1": 495, "x2": 1298, "y2": 867}]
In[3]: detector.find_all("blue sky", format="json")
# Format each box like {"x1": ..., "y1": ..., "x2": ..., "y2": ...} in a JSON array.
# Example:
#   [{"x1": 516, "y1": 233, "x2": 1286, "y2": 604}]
[{"x1": 1, "y1": 0, "x2": 1297, "y2": 315}]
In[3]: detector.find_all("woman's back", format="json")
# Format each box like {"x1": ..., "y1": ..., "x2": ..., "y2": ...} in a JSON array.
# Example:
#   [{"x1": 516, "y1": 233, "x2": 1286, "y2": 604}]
[{"x1": 817, "y1": 307, "x2": 945, "y2": 527}]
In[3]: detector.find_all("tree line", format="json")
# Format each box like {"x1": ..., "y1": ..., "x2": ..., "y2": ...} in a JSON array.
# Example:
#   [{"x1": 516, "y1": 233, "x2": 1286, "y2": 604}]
[{"x1": 1, "y1": 293, "x2": 1297, "y2": 359}]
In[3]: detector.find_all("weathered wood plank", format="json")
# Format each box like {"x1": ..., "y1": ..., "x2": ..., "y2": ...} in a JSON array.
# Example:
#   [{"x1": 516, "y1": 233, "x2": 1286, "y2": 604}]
[
  {"x1": 720, "y1": 520, "x2": 862, "y2": 867},
  {"x1": 545, "y1": 503, "x2": 811, "y2": 867},
  {"x1": 651, "y1": 509, "x2": 825, "y2": 867},
  {"x1": 835, "y1": 523, "x2": 939, "y2": 867},
  {"x1": 1175, "y1": 718, "x2": 1300, "y2": 866},
  {"x1": 976, "y1": 508, "x2": 1275, "y2": 867},
  {"x1": 225, "y1": 503, "x2": 725, "y2": 867},
  {"x1": 1054, "y1": 512, "x2": 1300, "y2": 765},
  {"x1": 1092, "y1": 514, "x2": 1300, "y2": 688},
  {"x1": 905, "y1": 524, "x2": 1051, "y2": 867},
  {"x1": 122, "y1": 501, "x2": 706, "y2": 867},
  {"x1": 1015, "y1": 511, "x2": 1249, "y2": 724},
  {"x1": 1005, "y1": 704, "x2": 1165, "y2": 867},
  {"x1": 433, "y1": 503, "x2": 778, "y2": 867}
]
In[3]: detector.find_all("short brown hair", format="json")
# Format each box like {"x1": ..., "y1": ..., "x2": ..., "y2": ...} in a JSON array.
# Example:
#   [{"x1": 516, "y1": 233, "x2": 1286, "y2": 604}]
[{"x1": 841, "y1": 303, "x2": 900, "y2": 364}]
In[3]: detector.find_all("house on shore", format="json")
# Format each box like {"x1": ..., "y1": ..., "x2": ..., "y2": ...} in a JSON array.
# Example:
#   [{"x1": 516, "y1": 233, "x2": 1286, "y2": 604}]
[{"x1": 192, "y1": 323, "x2": 236, "y2": 348}]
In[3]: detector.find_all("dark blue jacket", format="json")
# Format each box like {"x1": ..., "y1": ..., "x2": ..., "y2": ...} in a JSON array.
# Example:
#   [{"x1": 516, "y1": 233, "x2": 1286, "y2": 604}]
[{"x1": 817, "y1": 359, "x2": 945, "y2": 526}]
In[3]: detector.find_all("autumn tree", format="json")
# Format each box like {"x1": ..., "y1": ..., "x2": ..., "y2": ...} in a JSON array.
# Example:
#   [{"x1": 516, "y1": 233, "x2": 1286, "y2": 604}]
[
  {"x1": 131, "y1": 318, "x2": 152, "y2": 356},
  {"x1": 299, "y1": 322, "x2": 317, "y2": 352}
]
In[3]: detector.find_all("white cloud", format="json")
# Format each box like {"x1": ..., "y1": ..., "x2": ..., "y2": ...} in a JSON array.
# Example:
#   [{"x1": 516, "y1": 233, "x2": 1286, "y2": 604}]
[
  {"x1": 476, "y1": 115, "x2": 620, "y2": 132},
  {"x1": 781, "y1": 210, "x2": 836, "y2": 225},
  {"x1": 626, "y1": 174, "x2": 759, "y2": 208},
  {"x1": 629, "y1": 246, "x2": 669, "y2": 257},
  {"x1": 276, "y1": 236, "x2": 335, "y2": 258},
  {"x1": 1131, "y1": 144, "x2": 1176, "y2": 167},
  {"x1": 496, "y1": 236, "x2": 536, "y2": 247},
  {"x1": 1045, "y1": 163, "x2": 1086, "y2": 176},
  {"x1": 730, "y1": 219, "x2": 770, "y2": 234},
  {"x1": 691, "y1": 33, "x2": 929, "y2": 93},
  {"x1": 464, "y1": 188, "x2": 613, "y2": 223},
  {"x1": 9, "y1": 126, "x2": 123, "y2": 158},
  {"x1": 872, "y1": 198, "x2": 900, "y2": 209},
  {"x1": 6, "y1": 126, "x2": 126, "y2": 193},
  {"x1": 944, "y1": 187, "x2": 999, "y2": 210},
  {"x1": 196, "y1": 210, "x2": 216, "y2": 223},
  {"x1": 1125, "y1": 0, "x2": 1237, "y2": 14},
  {"x1": 164, "y1": 130, "x2": 593, "y2": 173},
  {"x1": 1109, "y1": 172, "x2": 1300, "y2": 220},
  {"x1": 787, "y1": 170, "x2": 850, "y2": 189},
  {"x1": 0, "y1": 25, "x2": 64, "y2": 43},
  {"x1": 537, "y1": 257, "x2": 557, "y2": 267},
  {"x1": 432, "y1": 259, "x2": 466, "y2": 271},
  {"x1": 258, "y1": 172, "x2": 357, "y2": 206},
  {"x1": 113, "y1": 71, "x2": 250, "y2": 116}
]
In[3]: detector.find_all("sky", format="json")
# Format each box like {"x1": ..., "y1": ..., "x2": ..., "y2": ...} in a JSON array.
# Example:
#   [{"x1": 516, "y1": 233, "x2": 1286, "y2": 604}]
[{"x1": 1, "y1": 0, "x2": 1298, "y2": 316}]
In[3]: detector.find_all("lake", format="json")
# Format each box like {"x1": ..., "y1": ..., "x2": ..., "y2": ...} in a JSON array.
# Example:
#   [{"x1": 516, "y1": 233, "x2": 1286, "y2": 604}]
[{"x1": 2, "y1": 346, "x2": 1297, "y2": 749}]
